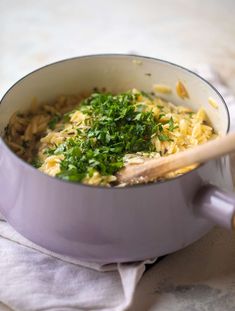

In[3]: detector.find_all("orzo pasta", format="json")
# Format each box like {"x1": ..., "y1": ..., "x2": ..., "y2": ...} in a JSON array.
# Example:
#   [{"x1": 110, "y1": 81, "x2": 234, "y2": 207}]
[{"x1": 4, "y1": 89, "x2": 216, "y2": 186}]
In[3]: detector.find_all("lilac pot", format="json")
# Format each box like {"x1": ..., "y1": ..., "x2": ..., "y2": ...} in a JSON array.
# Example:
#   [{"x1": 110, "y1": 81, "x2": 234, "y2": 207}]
[{"x1": 0, "y1": 54, "x2": 235, "y2": 263}]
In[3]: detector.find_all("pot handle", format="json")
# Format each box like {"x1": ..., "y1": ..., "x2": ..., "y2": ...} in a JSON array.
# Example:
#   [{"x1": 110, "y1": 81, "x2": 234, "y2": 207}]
[{"x1": 193, "y1": 185, "x2": 235, "y2": 230}]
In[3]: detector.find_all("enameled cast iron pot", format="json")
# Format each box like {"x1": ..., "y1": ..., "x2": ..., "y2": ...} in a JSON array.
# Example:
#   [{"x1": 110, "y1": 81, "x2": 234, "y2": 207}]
[{"x1": 0, "y1": 54, "x2": 235, "y2": 264}]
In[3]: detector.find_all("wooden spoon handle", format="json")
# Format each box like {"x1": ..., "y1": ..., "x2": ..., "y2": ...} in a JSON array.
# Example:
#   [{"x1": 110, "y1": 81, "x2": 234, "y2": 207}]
[{"x1": 117, "y1": 131, "x2": 235, "y2": 184}]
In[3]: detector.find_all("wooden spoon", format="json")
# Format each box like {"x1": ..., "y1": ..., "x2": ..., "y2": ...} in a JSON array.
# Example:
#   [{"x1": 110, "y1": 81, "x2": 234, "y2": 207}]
[{"x1": 117, "y1": 131, "x2": 235, "y2": 185}]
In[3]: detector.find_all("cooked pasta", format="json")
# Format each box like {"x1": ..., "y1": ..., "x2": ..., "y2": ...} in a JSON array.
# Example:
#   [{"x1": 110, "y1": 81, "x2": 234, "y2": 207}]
[{"x1": 4, "y1": 89, "x2": 216, "y2": 186}]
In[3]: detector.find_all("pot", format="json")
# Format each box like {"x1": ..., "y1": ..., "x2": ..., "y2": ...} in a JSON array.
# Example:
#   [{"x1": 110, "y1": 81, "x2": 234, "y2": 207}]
[{"x1": 0, "y1": 54, "x2": 235, "y2": 263}]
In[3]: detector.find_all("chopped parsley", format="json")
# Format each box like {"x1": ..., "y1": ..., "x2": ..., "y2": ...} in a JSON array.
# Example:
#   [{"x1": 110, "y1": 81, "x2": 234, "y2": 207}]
[
  {"x1": 42, "y1": 92, "x2": 174, "y2": 182},
  {"x1": 168, "y1": 117, "x2": 175, "y2": 131},
  {"x1": 48, "y1": 115, "x2": 62, "y2": 130},
  {"x1": 140, "y1": 91, "x2": 153, "y2": 100},
  {"x1": 32, "y1": 158, "x2": 42, "y2": 168},
  {"x1": 158, "y1": 133, "x2": 172, "y2": 142}
]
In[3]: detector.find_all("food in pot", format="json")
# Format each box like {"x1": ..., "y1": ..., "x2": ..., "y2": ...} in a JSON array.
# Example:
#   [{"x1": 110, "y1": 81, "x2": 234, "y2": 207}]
[{"x1": 4, "y1": 89, "x2": 216, "y2": 186}]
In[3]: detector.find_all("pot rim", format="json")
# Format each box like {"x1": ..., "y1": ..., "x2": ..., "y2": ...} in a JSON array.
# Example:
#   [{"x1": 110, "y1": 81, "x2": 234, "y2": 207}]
[{"x1": 0, "y1": 53, "x2": 230, "y2": 190}]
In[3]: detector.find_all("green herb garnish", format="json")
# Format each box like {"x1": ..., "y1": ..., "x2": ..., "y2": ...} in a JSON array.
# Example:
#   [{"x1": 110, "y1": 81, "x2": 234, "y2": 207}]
[
  {"x1": 32, "y1": 158, "x2": 42, "y2": 168},
  {"x1": 43, "y1": 92, "x2": 173, "y2": 183},
  {"x1": 48, "y1": 115, "x2": 62, "y2": 130},
  {"x1": 141, "y1": 91, "x2": 152, "y2": 100},
  {"x1": 187, "y1": 111, "x2": 194, "y2": 117},
  {"x1": 168, "y1": 117, "x2": 175, "y2": 131},
  {"x1": 158, "y1": 133, "x2": 171, "y2": 142}
]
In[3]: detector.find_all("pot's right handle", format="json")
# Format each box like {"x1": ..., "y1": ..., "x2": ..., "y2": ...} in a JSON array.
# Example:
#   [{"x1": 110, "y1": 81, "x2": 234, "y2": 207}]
[{"x1": 193, "y1": 185, "x2": 235, "y2": 230}]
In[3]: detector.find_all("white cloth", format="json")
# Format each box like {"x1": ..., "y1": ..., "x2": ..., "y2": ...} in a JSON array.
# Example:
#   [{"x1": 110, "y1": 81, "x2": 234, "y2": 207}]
[
  {"x1": 0, "y1": 216, "x2": 156, "y2": 311},
  {"x1": 0, "y1": 66, "x2": 234, "y2": 311}
]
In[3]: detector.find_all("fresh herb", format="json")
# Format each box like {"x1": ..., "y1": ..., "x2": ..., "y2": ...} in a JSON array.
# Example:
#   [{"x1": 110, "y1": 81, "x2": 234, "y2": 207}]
[
  {"x1": 63, "y1": 112, "x2": 72, "y2": 123},
  {"x1": 168, "y1": 117, "x2": 174, "y2": 131},
  {"x1": 187, "y1": 111, "x2": 194, "y2": 117},
  {"x1": 141, "y1": 91, "x2": 152, "y2": 100},
  {"x1": 44, "y1": 147, "x2": 56, "y2": 156},
  {"x1": 32, "y1": 158, "x2": 42, "y2": 168},
  {"x1": 158, "y1": 133, "x2": 171, "y2": 142},
  {"x1": 48, "y1": 115, "x2": 62, "y2": 130},
  {"x1": 43, "y1": 92, "x2": 173, "y2": 182},
  {"x1": 158, "y1": 113, "x2": 165, "y2": 119}
]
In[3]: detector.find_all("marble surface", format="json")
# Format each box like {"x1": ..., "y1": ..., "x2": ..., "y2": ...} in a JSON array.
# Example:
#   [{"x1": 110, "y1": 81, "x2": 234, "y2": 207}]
[
  {"x1": 1, "y1": 0, "x2": 235, "y2": 96},
  {"x1": 130, "y1": 227, "x2": 235, "y2": 311},
  {"x1": 1, "y1": 0, "x2": 235, "y2": 310}
]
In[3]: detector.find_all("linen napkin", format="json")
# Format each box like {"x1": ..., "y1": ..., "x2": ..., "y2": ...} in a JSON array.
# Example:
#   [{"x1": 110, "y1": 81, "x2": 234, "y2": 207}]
[
  {"x1": 0, "y1": 65, "x2": 234, "y2": 311},
  {"x1": 0, "y1": 215, "x2": 156, "y2": 311}
]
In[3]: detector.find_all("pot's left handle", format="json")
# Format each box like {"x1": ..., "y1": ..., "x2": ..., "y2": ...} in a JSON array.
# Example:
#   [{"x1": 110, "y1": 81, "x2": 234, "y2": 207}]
[{"x1": 193, "y1": 185, "x2": 235, "y2": 230}]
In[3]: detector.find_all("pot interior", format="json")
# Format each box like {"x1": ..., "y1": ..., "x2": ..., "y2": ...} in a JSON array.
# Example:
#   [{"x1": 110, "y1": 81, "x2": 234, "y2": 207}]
[{"x1": 0, "y1": 55, "x2": 229, "y2": 136}]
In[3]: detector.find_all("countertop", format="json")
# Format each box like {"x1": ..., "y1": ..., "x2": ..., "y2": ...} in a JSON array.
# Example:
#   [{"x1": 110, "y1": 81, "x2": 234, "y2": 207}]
[{"x1": 1, "y1": 0, "x2": 235, "y2": 310}]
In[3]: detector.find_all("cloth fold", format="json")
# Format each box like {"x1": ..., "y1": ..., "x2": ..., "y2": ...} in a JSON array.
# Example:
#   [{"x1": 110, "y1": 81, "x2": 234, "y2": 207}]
[
  {"x1": 0, "y1": 217, "x2": 156, "y2": 311},
  {"x1": 0, "y1": 65, "x2": 235, "y2": 311}
]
